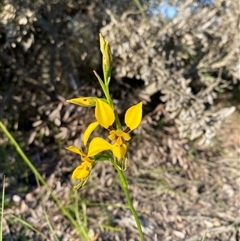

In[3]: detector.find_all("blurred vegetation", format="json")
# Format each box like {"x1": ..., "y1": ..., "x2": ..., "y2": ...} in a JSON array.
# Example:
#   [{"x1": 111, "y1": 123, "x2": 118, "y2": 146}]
[{"x1": 1, "y1": 0, "x2": 239, "y2": 148}]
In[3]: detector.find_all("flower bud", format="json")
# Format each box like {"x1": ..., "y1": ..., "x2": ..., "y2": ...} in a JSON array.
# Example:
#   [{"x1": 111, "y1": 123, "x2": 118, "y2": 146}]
[
  {"x1": 67, "y1": 97, "x2": 96, "y2": 107},
  {"x1": 99, "y1": 33, "x2": 113, "y2": 84}
]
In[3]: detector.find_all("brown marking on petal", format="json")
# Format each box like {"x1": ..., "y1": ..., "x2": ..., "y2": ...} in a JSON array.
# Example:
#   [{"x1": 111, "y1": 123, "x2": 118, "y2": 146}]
[
  {"x1": 108, "y1": 126, "x2": 114, "y2": 131},
  {"x1": 124, "y1": 127, "x2": 131, "y2": 133}
]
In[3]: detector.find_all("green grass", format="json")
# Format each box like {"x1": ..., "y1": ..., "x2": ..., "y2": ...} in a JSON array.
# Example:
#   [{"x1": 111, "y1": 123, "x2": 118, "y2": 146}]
[
  {"x1": 7, "y1": 214, "x2": 50, "y2": 240},
  {"x1": 0, "y1": 121, "x2": 91, "y2": 241}
]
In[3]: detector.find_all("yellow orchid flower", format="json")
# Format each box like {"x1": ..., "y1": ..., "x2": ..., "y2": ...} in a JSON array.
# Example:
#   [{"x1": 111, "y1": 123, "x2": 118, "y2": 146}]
[
  {"x1": 66, "y1": 145, "x2": 93, "y2": 189},
  {"x1": 84, "y1": 99, "x2": 143, "y2": 159},
  {"x1": 66, "y1": 138, "x2": 112, "y2": 189}
]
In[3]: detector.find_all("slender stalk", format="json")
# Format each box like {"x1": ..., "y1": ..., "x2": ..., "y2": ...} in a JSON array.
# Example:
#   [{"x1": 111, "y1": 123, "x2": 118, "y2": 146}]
[
  {"x1": 98, "y1": 34, "x2": 144, "y2": 240},
  {"x1": 0, "y1": 121, "x2": 90, "y2": 241},
  {"x1": 113, "y1": 162, "x2": 145, "y2": 241},
  {"x1": 104, "y1": 84, "x2": 113, "y2": 108},
  {"x1": 114, "y1": 110, "x2": 123, "y2": 130}
]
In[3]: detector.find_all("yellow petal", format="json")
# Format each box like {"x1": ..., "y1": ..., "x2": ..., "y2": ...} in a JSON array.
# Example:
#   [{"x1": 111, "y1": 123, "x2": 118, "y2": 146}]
[
  {"x1": 71, "y1": 162, "x2": 92, "y2": 179},
  {"x1": 125, "y1": 102, "x2": 143, "y2": 131},
  {"x1": 95, "y1": 99, "x2": 115, "y2": 129},
  {"x1": 112, "y1": 137, "x2": 127, "y2": 159},
  {"x1": 67, "y1": 97, "x2": 96, "y2": 107},
  {"x1": 87, "y1": 137, "x2": 112, "y2": 157},
  {"x1": 121, "y1": 132, "x2": 131, "y2": 141},
  {"x1": 108, "y1": 131, "x2": 117, "y2": 141},
  {"x1": 83, "y1": 121, "x2": 99, "y2": 146},
  {"x1": 66, "y1": 146, "x2": 85, "y2": 157}
]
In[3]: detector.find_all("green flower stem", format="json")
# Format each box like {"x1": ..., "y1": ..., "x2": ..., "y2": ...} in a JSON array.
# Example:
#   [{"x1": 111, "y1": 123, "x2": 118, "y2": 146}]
[
  {"x1": 0, "y1": 121, "x2": 90, "y2": 241},
  {"x1": 114, "y1": 110, "x2": 123, "y2": 130},
  {"x1": 104, "y1": 84, "x2": 113, "y2": 109},
  {"x1": 113, "y1": 162, "x2": 145, "y2": 241}
]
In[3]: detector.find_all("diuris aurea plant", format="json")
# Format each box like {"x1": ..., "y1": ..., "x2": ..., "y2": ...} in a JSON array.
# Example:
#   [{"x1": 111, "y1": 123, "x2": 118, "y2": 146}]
[
  {"x1": 66, "y1": 34, "x2": 143, "y2": 189},
  {"x1": 66, "y1": 33, "x2": 145, "y2": 240}
]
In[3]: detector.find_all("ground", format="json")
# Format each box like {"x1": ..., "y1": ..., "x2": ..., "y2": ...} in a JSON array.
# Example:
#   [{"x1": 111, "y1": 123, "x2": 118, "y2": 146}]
[{"x1": 1, "y1": 98, "x2": 240, "y2": 241}]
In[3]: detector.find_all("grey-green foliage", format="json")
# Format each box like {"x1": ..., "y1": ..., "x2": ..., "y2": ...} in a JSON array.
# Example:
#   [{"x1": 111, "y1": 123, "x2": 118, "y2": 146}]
[
  {"x1": 0, "y1": 0, "x2": 101, "y2": 89},
  {"x1": 0, "y1": 0, "x2": 141, "y2": 96},
  {"x1": 0, "y1": 0, "x2": 142, "y2": 145},
  {"x1": 0, "y1": 0, "x2": 239, "y2": 158},
  {"x1": 101, "y1": 0, "x2": 239, "y2": 145}
]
